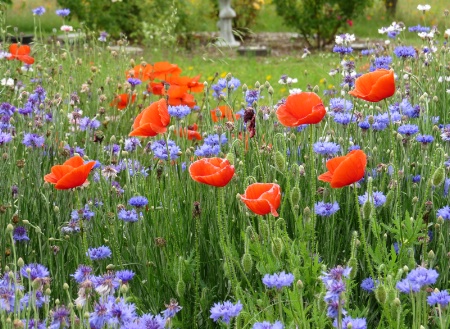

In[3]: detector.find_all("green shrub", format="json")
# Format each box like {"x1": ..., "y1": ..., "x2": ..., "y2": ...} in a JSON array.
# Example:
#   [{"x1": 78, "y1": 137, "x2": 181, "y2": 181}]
[{"x1": 272, "y1": 0, "x2": 372, "y2": 49}]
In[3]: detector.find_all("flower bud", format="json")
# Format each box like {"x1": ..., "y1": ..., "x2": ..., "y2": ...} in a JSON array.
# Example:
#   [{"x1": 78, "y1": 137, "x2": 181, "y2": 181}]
[
  {"x1": 241, "y1": 253, "x2": 253, "y2": 273},
  {"x1": 375, "y1": 285, "x2": 387, "y2": 304},
  {"x1": 176, "y1": 280, "x2": 185, "y2": 297},
  {"x1": 432, "y1": 167, "x2": 445, "y2": 186},
  {"x1": 274, "y1": 151, "x2": 285, "y2": 171},
  {"x1": 271, "y1": 237, "x2": 284, "y2": 258}
]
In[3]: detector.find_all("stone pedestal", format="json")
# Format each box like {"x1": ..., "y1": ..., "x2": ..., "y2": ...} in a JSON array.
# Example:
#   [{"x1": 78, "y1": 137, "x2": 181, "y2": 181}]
[{"x1": 216, "y1": 0, "x2": 240, "y2": 47}]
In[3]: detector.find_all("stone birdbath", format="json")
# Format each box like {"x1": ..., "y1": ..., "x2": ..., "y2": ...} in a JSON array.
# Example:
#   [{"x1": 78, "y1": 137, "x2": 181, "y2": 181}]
[{"x1": 216, "y1": 0, "x2": 240, "y2": 47}]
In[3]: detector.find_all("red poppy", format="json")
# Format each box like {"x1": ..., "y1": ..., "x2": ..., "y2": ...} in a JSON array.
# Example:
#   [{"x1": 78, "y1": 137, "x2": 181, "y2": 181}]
[
  {"x1": 318, "y1": 150, "x2": 367, "y2": 188},
  {"x1": 148, "y1": 82, "x2": 165, "y2": 95},
  {"x1": 240, "y1": 183, "x2": 281, "y2": 216},
  {"x1": 129, "y1": 99, "x2": 170, "y2": 137},
  {"x1": 126, "y1": 64, "x2": 153, "y2": 81},
  {"x1": 276, "y1": 92, "x2": 326, "y2": 126},
  {"x1": 210, "y1": 105, "x2": 241, "y2": 122},
  {"x1": 168, "y1": 92, "x2": 196, "y2": 108},
  {"x1": 348, "y1": 69, "x2": 395, "y2": 102},
  {"x1": 179, "y1": 123, "x2": 202, "y2": 140},
  {"x1": 149, "y1": 61, "x2": 182, "y2": 80},
  {"x1": 44, "y1": 156, "x2": 95, "y2": 190},
  {"x1": 7, "y1": 43, "x2": 34, "y2": 64},
  {"x1": 110, "y1": 93, "x2": 136, "y2": 110},
  {"x1": 189, "y1": 157, "x2": 235, "y2": 187}
]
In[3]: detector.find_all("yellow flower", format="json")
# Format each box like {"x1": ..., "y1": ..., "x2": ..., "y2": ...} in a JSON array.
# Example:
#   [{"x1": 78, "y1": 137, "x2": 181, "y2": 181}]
[
  {"x1": 280, "y1": 87, "x2": 286, "y2": 93},
  {"x1": 319, "y1": 78, "x2": 326, "y2": 84},
  {"x1": 220, "y1": 72, "x2": 227, "y2": 78},
  {"x1": 208, "y1": 76, "x2": 214, "y2": 81},
  {"x1": 328, "y1": 84, "x2": 335, "y2": 89},
  {"x1": 188, "y1": 66, "x2": 194, "y2": 71},
  {"x1": 266, "y1": 75, "x2": 272, "y2": 81}
]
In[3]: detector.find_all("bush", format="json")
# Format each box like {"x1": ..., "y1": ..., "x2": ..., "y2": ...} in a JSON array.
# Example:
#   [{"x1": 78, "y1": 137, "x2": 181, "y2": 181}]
[{"x1": 272, "y1": 0, "x2": 372, "y2": 49}]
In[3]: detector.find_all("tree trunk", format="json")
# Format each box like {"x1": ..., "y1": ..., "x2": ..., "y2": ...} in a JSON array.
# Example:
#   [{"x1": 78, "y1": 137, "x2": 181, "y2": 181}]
[{"x1": 384, "y1": 0, "x2": 398, "y2": 17}]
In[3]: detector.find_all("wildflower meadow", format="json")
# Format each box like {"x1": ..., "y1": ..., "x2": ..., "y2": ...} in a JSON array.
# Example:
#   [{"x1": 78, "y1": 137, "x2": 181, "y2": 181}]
[{"x1": 1, "y1": 2, "x2": 450, "y2": 329}]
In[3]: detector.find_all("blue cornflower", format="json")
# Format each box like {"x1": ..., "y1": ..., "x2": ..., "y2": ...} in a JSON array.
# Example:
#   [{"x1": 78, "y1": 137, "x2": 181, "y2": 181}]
[
  {"x1": 115, "y1": 270, "x2": 135, "y2": 284},
  {"x1": 245, "y1": 89, "x2": 260, "y2": 106},
  {"x1": 398, "y1": 124, "x2": 419, "y2": 136},
  {"x1": 358, "y1": 191, "x2": 386, "y2": 208},
  {"x1": 90, "y1": 300, "x2": 112, "y2": 329},
  {"x1": 128, "y1": 196, "x2": 148, "y2": 208},
  {"x1": 139, "y1": 314, "x2": 165, "y2": 329},
  {"x1": 441, "y1": 125, "x2": 450, "y2": 141},
  {"x1": 333, "y1": 46, "x2": 353, "y2": 54},
  {"x1": 315, "y1": 201, "x2": 340, "y2": 217},
  {"x1": 205, "y1": 133, "x2": 227, "y2": 146},
  {"x1": 361, "y1": 277, "x2": 377, "y2": 292},
  {"x1": 333, "y1": 113, "x2": 356, "y2": 125},
  {"x1": 359, "y1": 121, "x2": 370, "y2": 130},
  {"x1": 427, "y1": 290, "x2": 450, "y2": 307},
  {"x1": 50, "y1": 306, "x2": 70, "y2": 329},
  {"x1": 397, "y1": 267, "x2": 439, "y2": 293},
  {"x1": 21, "y1": 263, "x2": 50, "y2": 280},
  {"x1": 56, "y1": 8, "x2": 70, "y2": 17},
  {"x1": 348, "y1": 145, "x2": 360, "y2": 152},
  {"x1": 168, "y1": 105, "x2": 191, "y2": 118},
  {"x1": 408, "y1": 25, "x2": 430, "y2": 32},
  {"x1": 436, "y1": 206, "x2": 450, "y2": 220},
  {"x1": 361, "y1": 49, "x2": 375, "y2": 56},
  {"x1": 313, "y1": 142, "x2": 340, "y2": 156},
  {"x1": 416, "y1": 134, "x2": 434, "y2": 144},
  {"x1": 118, "y1": 209, "x2": 140, "y2": 223},
  {"x1": 22, "y1": 133, "x2": 45, "y2": 148},
  {"x1": 163, "y1": 299, "x2": 183, "y2": 318},
  {"x1": 370, "y1": 56, "x2": 392, "y2": 71},
  {"x1": 262, "y1": 271, "x2": 294, "y2": 290},
  {"x1": 393, "y1": 46, "x2": 416, "y2": 58},
  {"x1": 210, "y1": 300, "x2": 242, "y2": 324},
  {"x1": 0, "y1": 132, "x2": 12, "y2": 145},
  {"x1": 444, "y1": 179, "x2": 450, "y2": 197},
  {"x1": 0, "y1": 102, "x2": 16, "y2": 116},
  {"x1": 341, "y1": 74, "x2": 356, "y2": 88},
  {"x1": 252, "y1": 321, "x2": 284, "y2": 329},
  {"x1": 329, "y1": 98, "x2": 353, "y2": 113},
  {"x1": 398, "y1": 99, "x2": 419, "y2": 118},
  {"x1": 21, "y1": 290, "x2": 48, "y2": 309},
  {"x1": 127, "y1": 78, "x2": 141, "y2": 86},
  {"x1": 98, "y1": 31, "x2": 109, "y2": 42},
  {"x1": 72, "y1": 265, "x2": 93, "y2": 283},
  {"x1": 108, "y1": 297, "x2": 137, "y2": 326},
  {"x1": 334, "y1": 316, "x2": 367, "y2": 329},
  {"x1": 87, "y1": 246, "x2": 112, "y2": 260},
  {"x1": 104, "y1": 144, "x2": 121, "y2": 155},
  {"x1": 150, "y1": 139, "x2": 181, "y2": 160},
  {"x1": 79, "y1": 117, "x2": 101, "y2": 131},
  {"x1": 32, "y1": 6, "x2": 46, "y2": 16},
  {"x1": 91, "y1": 273, "x2": 120, "y2": 293},
  {"x1": 21, "y1": 319, "x2": 46, "y2": 329},
  {"x1": 124, "y1": 137, "x2": 141, "y2": 152},
  {"x1": 13, "y1": 226, "x2": 29, "y2": 242}
]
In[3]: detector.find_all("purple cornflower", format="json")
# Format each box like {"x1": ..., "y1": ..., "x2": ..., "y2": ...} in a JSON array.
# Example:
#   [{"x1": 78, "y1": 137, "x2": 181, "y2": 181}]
[
  {"x1": 400, "y1": 100, "x2": 420, "y2": 118},
  {"x1": 313, "y1": 142, "x2": 340, "y2": 156},
  {"x1": 22, "y1": 319, "x2": 46, "y2": 329},
  {"x1": 262, "y1": 271, "x2": 294, "y2": 290},
  {"x1": 79, "y1": 117, "x2": 101, "y2": 131},
  {"x1": 370, "y1": 56, "x2": 392, "y2": 71},
  {"x1": 408, "y1": 25, "x2": 430, "y2": 32},
  {"x1": 98, "y1": 31, "x2": 109, "y2": 42},
  {"x1": 32, "y1": 6, "x2": 46, "y2": 16},
  {"x1": 21, "y1": 263, "x2": 50, "y2": 280},
  {"x1": 89, "y1": 300, "x2": 112, "y2": 329},
  {"x1": 163, "y1": 299, "x2": 183, "y2": 318},
  {"x1": 321, "y1": 266, "x2": 351, "y2": 320},
  {"x1": 124, "y1": 137, "x2": 141, "y2": 152},
  {"x1": 104, "y1": 144, "x2": 121, "y2": 155},
  {"x1": 315, "y1": 201, "x2": 340, "y2": 217},
  {"x1": 361, "y1": 277, "x2": 377, "y2": 292},
  {"x1": 13, "y1": 226, "x2": 29, "y2": 242},
  {"x1": 436, "y1": 206, "x2": 450, "y2": 220},
  {"x1": 56, "y1": 8, "x2": 70, "y2": 17},
  {"x1": 210, "y1": 300, "x2": 242, "y2": 324},
  {"x1": 334, "y1": 316, "x2": 367, "y2": 329},
  {"x1": 333, "y1": 113, "x2": 356, "y2": 125},
  {"x1": 128, "y1": 196, "x2": 148, "y2": 208},
  {"x1": 396, "y1": 267, "x2": 439, "y2": 293},
  {"x1": 118, "y1": 209, "x2": 140, "y2": 223},
  {"x1": 150, "y1": 139, "x2": 181, "y2": 160},
  {"x1": 139, "y1": 314, "x2": 165, "y2": 329},
  {"x1": 127, "y1": 78, "x2": 141, "y2": 87},
  {"x1": 22, "y1": 133, "x2": 45, "y2": 148},
  {"x1": 333, "y1": 46, "x2": 353, "y2": 54},
  {"x1": 194, "y1": 133, "x2": 227, "y2": 157},
  {"x1": 21, "y1": 290, "x2": 48, "y2": 309},
  {"x1": 329, "y1": 98, "x2": 353, "y2": 113},
  {"x1": 50, "y1": 306, "x2": 70, "y2": 328},
  {"x1": 246, "y1": 89, "x2": 260, "y2": 107},
  {"x1": 358, "y1": 191, "x2": 386, "y2": 208},
  {"x1": 87, "y1": 246, "x2": 112, "y2": 260},
  {"x1": 398, "y1": 124, "x2": 419, "y2": 136},
  {"x1": 168, "y1": 105, "x2": 191, "y2": 118},
  {"x1": 411, "y1": 175, "x2": 421, "y2": 183},
  {"x1": 70, "y1": 204, "x2": 95, "y2": 221},
  {"x1": 252, "y1": 321, "x2": 284, "y2": 329},
  {"x1": 0, "y1": 132, "x2": 12, "y2": 145},
  {"x1": 416, "y1": 134, "x2": 434, "y2": 144},
  {"x1": 441, "y1": 124, "x2": 450, "y2": 141},
  {"x1": 444, "y1": 179, "x2": 450, "y2": 197},
  {"x1": 115, "y1": 270, "x2": 135, "y2": 284},
  {"x1": 91, "y1": 273, "x2": 120, "y2": 295},
  {"x1": 393, "y1": 46, "x2": 416, "y2": 58},
  {"x1": 427, "y1": 290, "x2": 450, "y2": 307},
  {"x1": 108, "y1": 297, "x2": 136, "y2": 327},
  {"x1": 72, "y1": 265, "x2": 93, "y2": 283}
]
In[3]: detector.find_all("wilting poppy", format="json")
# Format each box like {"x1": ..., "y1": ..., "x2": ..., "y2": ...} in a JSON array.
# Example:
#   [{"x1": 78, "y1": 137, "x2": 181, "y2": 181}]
[
  {"x1": 44, "y1": 156, "x2": 95, "y2": 190},
  {"x1": 240, "y1": 183, "x2": 281, "y2": 216},
  {"x1": 189, "y1": 157, "x2": 234, "y2": 187},
  {"x1": 211, "y1": 105, "x2": 240, "y2": 122},
  {"x1": 276, "y1": 92, "x2": 326, "y2": 127},
  {"x1": 318, "y1": 150, "x2": 367, "y2": 188},
  {"x1": 348, "y1": 69, "x2": 395, "y2": 102},
  {"x1": 7, "y1": 44, "x2": 34, "y2": 64},
  {"x1": 110, "y1": 93, "x2": 136, "y2": 110},
  {"x1": 129, "y1": 99, "x2": 170, "y2": 137}
]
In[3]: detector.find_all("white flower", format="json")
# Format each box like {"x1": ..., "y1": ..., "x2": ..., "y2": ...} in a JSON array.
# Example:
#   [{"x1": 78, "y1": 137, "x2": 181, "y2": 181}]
[
  {"x1": 1, "y1": 78, "x2": 14, "y2": 86},
  {"x1": 445, "y1": 29, "x2": 450, "y2": 37},
  {"x1": 417, "y1": 4, "x2": 431, "y2": 11},
  {"x1": 286, "y1": 77, "x2": 298, "y2": 84},
  {"x1": 289, "y1": 88, "x2": 302, "y2": 95},
  {"x1": 438, "y1": 76, "x2": 443, "y2": 83},
  {"x1": 335, "y1": 33, "x2": 355, "y2": 45},
  {"x1": 385, "y1": 40, "x2": 391, "y2": 45},
  {"x1": 21, "y1": 65, "x2": 33, "y2": 72},
  {"x1": 418, "y1": 30, "x2": 435, "y2": 39},
  {"x1": 378, "y1": 22, "x2": 404, "y2": 35},
  {"x1": 0, "y1": 51, "x2": 10, "y2": 59},
  {"x1": 60, "y1": 25, "x2": 73, "y2": 32}
]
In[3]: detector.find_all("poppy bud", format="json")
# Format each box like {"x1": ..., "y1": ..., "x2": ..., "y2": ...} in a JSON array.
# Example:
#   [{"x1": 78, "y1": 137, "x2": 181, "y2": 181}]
[
  {"x1": 274, "y1": 151, "x2": 285, "y2": 171},
  {"x1": 432, "y1": 167, "x2": 445, "y2": 186},
  {"x1": 260, "y1": 220, "x2": 270, "y2": 242},
  {"x1": 385, "y1": 190, "x2": 394, "y2": 208},
  {"x1": 176, "y1": 280, "x2": 186, "y2": 297},
  {"x1": 303, "y1": 207, "x2": 311, "y2": 222},
  {"x1": 347, "y1": 258, "x2": 358, "y2": 279},
  {"x1": 290, "y1": 187, "x2": 301, "y2": 206},
  {"x1": 375, "y1": 285, "x2": 387, "y2": 304},
  {"x1": 241, "y1": 253, "x2": 253, "y2": 273},
  {"x1": 362, "y1": 201, "x2": 373, "y2": 219},
  {"x1": 297, "y1": 280, "x2": 304, "y2": 290},
  {"x1": 271, "y1": 237, "x2": 284, "y2": 258}
]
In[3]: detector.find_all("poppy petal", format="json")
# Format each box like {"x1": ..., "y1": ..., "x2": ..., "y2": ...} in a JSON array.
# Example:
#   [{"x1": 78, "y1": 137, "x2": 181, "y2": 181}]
[
  {"x1": 44, "y1": 165, "x2": 74, "y2": 184},
  {"x1": 55, "y1": 161, "x2": 95, "y2": 190},
  {"x1": 63, "y1": 155, "x2": 85, "y2": 168}
]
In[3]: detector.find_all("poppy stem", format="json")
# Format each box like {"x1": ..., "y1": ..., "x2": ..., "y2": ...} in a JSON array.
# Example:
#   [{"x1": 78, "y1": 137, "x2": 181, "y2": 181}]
[
  {"x1": 354, "y1": 186, "x2": 375, "y2": 279},
  {"x1": 309, "y1": 125, "x2": 317, "y2": 254}
]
